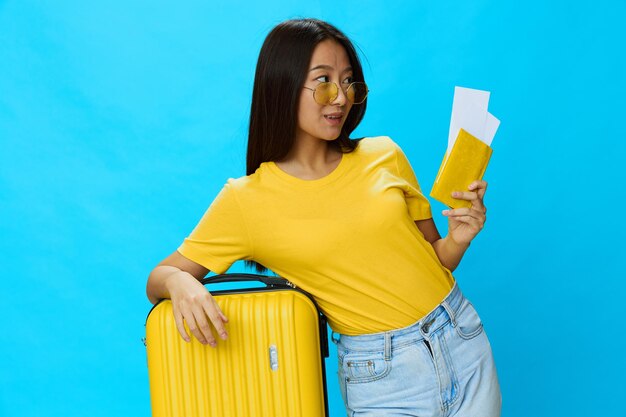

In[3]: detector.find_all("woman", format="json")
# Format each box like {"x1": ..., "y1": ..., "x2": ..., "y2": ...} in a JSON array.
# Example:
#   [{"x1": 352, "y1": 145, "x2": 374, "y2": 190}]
[{"x1": 146, "y1": 17, "x2": 501, "y2": 417}]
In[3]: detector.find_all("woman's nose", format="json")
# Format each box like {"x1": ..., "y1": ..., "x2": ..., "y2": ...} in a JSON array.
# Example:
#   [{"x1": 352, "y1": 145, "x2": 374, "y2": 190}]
[{"x1": 331, "y1": 82, "x2": 348, "y2": 105}]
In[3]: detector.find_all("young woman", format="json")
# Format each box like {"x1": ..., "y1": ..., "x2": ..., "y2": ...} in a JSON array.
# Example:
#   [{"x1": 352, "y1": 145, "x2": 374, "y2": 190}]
[{"x1": 146, "y1": 17, "x2": 501, "y2": 417}]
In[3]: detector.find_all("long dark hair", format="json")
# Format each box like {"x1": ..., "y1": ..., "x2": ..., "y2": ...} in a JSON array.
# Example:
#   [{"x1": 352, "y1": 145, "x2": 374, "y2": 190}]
[{"x1": 244, "y1": 18, "x2": 368, "y2": 274}]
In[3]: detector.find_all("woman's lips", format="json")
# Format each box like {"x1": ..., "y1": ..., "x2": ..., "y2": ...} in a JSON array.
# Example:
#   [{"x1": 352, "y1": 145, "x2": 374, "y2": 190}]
[{"x1": 324, "y1": 114, "x2": 343, "y2": 125}]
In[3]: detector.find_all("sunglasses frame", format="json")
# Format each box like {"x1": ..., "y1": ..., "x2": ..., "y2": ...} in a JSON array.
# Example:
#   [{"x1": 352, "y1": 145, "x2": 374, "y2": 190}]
[{"x1": 303, "y1": 81, "x2": 369, "y2": 105}]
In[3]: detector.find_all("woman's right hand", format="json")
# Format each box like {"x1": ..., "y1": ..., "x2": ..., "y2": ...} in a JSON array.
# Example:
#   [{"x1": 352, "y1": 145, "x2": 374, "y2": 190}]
[{"x1": 165, "y1": 271, "x2": 229, "y2": 347}]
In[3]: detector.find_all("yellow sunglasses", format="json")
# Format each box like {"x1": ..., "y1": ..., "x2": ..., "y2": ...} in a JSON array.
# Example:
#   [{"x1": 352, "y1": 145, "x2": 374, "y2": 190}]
[{"x1": 303, "y1": 81, "x2": 369, "y2": 105}]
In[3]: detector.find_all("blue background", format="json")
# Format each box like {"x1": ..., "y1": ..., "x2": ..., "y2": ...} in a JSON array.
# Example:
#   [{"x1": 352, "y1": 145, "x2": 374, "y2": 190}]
[{"x1": 1, "y1": 1, "x2": 624, "y2": 416}]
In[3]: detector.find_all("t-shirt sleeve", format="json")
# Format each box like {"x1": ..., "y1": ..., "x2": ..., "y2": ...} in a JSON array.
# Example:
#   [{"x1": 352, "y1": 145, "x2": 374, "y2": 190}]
[
  {"x1": 177, "y1": 179, "x2": 253, "y2": 274},
  {"x1": 391, "y1": 139, "x2": 433, "y2": 221}
]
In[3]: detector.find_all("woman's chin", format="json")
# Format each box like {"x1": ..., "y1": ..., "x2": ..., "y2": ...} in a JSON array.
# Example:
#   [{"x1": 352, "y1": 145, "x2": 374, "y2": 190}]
[{"x1": 320, "y1": 127, "x2": 343, "y2": 139}]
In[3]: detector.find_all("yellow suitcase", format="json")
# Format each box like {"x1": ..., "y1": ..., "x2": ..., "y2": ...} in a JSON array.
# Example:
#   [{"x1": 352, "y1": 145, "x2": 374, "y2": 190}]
[{"x1": 143, "y1": 273, "x2": 329, "y2": 417}]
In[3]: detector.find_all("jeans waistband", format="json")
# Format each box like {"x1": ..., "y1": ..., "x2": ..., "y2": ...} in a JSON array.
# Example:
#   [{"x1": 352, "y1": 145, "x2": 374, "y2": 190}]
[{"x1": 332, "y1": 280, "x2": 464, "y2": 351}]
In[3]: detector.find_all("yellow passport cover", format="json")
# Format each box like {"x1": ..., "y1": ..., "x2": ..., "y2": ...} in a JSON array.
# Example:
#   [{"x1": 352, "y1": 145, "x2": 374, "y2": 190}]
[{"x1": 430, "y1": 128, "x2": 493, "y2": 209}]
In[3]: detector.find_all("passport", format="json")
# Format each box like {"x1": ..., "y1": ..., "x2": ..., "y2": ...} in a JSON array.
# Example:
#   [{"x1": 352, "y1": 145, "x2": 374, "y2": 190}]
[{"x1": 429, "y1": 128, "x2": 492, "y2": 209}]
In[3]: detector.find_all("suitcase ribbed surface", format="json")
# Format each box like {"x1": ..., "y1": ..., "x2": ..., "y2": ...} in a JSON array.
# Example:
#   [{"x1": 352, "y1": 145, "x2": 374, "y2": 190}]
[{"x1": 145, "y1": 289, "x2": 326, "y2": 417}]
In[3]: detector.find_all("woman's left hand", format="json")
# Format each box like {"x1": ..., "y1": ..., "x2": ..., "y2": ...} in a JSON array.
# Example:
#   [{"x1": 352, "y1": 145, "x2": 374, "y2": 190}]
[{"x1": 442, "y1": 180, "x2": 488, "y2": 246}]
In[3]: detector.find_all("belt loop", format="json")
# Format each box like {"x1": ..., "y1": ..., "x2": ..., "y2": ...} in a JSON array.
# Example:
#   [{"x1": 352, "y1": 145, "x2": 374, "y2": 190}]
[
  {"x1": 331, "y1": 330, "x2": 340, "y2": 344},
  {"x1": 442, "y1": 300, "x2": 457, "y2": 327},
  {"x1": 384, "y1": 332, "x2": 391, "y2": 361}
]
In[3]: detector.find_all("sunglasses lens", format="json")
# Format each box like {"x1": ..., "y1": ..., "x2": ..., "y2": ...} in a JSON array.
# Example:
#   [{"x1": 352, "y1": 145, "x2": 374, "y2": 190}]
[
  {"x1": 347, "y1": 82, "x2": 368, "y2": 104},
  {"x1": 315, "y1": 82, "x2": 338, "y2": 105}
]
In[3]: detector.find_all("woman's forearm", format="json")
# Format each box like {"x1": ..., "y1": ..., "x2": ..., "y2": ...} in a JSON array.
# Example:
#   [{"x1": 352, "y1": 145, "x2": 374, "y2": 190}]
[
  {"x1": 146, "y1": 265, "x2": 185, "y2": 305},
  {"x1": 431, "y1": 235, "x2": 470, "y2": 272}
]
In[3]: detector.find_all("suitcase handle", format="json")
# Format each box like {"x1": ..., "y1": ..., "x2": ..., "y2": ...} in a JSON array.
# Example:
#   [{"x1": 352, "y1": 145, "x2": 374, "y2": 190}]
[{"x1": 200, "y1": 272, "x2": 294, "y2": 288}]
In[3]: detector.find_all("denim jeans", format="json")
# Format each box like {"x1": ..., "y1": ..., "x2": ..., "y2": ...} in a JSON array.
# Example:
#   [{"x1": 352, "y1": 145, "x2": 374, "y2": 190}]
[{"x1": 331, "y1": 281, "x2": 501, "y2": 417}]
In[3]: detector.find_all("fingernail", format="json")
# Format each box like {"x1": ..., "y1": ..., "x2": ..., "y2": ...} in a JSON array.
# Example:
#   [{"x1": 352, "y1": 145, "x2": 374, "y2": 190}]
[{"x1": 221, "y1": 332, "x2": 228, "y2": 339}]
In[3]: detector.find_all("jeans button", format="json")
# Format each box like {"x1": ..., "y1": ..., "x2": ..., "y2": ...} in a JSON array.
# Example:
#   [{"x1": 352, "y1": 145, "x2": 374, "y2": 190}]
[{"x1": 422, "y1": 317, "x2": 434, "y2": 333}]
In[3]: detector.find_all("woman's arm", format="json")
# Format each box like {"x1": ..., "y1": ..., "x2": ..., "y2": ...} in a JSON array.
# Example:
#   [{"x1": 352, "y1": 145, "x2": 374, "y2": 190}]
[
  {"x1": 146, "y1": 251, "x2": 229, "y2": 347},
  {"x1": 146, "y1": 251, "x2": 209, "y2": 305},
  {"x1": 415, "y1": 180, "x2": 488, "y2": 272}
]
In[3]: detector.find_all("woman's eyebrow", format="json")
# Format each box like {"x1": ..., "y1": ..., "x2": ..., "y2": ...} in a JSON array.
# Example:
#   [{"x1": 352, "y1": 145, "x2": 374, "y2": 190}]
[{"x1": 309, "y1": 64, "x2": 353, "y2": 73}]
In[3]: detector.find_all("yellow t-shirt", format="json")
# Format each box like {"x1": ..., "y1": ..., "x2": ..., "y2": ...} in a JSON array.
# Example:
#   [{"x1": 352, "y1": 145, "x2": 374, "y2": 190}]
[{"x1": 177, "y1": 136, "x2": 456, "y2": 335}]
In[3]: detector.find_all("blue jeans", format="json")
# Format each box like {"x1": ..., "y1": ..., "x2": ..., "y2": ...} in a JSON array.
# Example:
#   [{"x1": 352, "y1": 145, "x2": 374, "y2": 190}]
[{"x1": 331, "y1": 281, "x2": 502, "y2": 417}]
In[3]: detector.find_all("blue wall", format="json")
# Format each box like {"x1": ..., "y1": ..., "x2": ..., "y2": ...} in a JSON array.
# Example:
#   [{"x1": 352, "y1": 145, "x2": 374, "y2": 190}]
[{"x1": 1, "y1": 1, "x2": 624, "y2": 415}]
